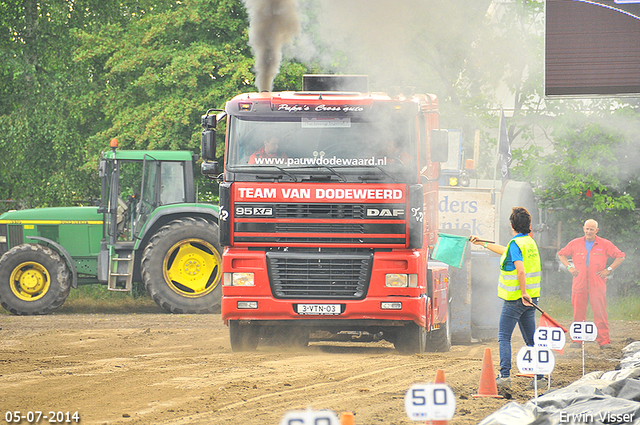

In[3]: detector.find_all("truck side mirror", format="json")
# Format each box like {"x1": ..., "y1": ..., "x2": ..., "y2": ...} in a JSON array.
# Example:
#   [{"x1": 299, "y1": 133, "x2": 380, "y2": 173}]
[
  {"x1": 201, "y1": 110, "x2": 220, "y2": 162},
  {"x1": 430, "y1": 129, "x2": 449, "y2": 163},
  {"x1": 201, "y1": 160, "x2": 219, "y2": 179},
  {"x1": 201, "y1": 129, "x2": 216, "y2": 162}
]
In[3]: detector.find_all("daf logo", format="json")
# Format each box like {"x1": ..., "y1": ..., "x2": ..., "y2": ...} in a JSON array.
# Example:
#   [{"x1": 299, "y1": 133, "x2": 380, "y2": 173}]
[{"x1": 366, "y1": 208, "x2": 405, "y2": 217}]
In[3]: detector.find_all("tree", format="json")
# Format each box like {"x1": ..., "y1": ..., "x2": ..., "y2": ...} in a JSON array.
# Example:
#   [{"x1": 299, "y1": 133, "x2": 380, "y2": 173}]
[{"x1": 0, "y1": 0, "x2": 157, "y2": 210}]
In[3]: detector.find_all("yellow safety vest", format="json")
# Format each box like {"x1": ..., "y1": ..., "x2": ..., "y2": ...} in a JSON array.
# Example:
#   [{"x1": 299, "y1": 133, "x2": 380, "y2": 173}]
[{"x1": 498, "y1": 235, "x2": 541, "y2": 301}]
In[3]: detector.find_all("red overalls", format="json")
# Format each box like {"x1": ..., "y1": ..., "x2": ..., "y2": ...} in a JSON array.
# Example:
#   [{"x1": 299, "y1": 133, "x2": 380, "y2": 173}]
[{"x1": 558, "y1": 236, "x2": 625, "y2": 346}]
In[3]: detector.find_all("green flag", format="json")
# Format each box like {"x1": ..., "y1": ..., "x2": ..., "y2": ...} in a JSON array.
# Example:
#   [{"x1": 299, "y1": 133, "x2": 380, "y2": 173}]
[{"x1": 432, "y1": 233, "x2": 469, "y2": 268}]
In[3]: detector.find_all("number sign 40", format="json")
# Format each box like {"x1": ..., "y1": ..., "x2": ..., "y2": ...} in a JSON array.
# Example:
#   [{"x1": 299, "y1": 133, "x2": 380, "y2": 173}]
[{"x1": 516, "y1": 346, "x2": 556, "y2": 375}]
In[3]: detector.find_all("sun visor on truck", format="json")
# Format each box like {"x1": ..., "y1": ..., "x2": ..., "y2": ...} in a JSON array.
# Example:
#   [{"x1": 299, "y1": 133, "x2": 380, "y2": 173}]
[{"x1": 302, "y1": 74, "x2": 369, "y2": 93}]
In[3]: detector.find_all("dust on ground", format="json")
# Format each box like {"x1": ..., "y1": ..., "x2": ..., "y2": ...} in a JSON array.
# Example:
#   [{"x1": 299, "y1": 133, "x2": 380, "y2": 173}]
[{"x1": 0, "y1": 312, "x2": 635, "y2": 425}]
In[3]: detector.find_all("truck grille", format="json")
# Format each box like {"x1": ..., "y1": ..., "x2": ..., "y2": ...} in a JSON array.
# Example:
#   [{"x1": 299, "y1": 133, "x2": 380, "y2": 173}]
[
  {"x1": 233, "y1": 202, "x2": 407, "y2": 247},
  {"x1": 275, "y1": 203, "x2": 366, "y2": 219},
  {"x1": 267, "y1": 251, "x2": 373, "y2": 299}
]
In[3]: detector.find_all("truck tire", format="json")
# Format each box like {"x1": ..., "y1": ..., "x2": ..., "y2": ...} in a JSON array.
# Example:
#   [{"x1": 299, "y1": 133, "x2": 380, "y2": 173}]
[
  {"x1": 229, "y1": 321, "x2": 260, "y2": 352},
  {"x1": 0, "y1": 244, "x2": 71, "y2": 315},
  {"x1": 427, "y1": 302, "x2": 451, "y2": 352},
  {"x1": 394, "y1": 322, "x2": 427, "y2": 354},
  {"x1": 141, "y1": 217, "x2": 222, "y2": 314}
]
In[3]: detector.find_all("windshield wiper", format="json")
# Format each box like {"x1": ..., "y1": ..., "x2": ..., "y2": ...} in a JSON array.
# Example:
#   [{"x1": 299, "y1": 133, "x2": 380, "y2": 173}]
[
  {"x1": 244, "y1": 165, "x2": 298, "y2": 182},
  {"x1": 318, "y1": 165, "x2": 347, "y2": 182},
  {"x1": 362, "y1": 166, "x2": 398, "y2": 183},
  {"x1": 285, "y1": 165, "x2": 347, "y2": 182}
]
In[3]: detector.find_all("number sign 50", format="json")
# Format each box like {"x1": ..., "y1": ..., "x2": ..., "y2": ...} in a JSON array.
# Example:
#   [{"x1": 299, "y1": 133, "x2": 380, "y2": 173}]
[{"x1": 404, "y1": 383, "x2": 456, "y2": 422}]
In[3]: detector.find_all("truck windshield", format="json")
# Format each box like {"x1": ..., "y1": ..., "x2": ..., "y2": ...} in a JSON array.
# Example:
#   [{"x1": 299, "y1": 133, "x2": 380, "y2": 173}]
[{"x1": 226, "y1": 115, "x2": 417, "y2": 177}]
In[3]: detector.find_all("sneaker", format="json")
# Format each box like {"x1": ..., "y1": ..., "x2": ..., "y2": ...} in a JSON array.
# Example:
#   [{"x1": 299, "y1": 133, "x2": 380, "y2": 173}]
[
  {"x1": 496, "y1": 376, "x2": 511, "y2": 389},
  {"x1": 527, "y1": 376, "x2": 548, "y2": 389},
  {"x1": 600, "y1": 344, "x2": 613, "y2": 350}
]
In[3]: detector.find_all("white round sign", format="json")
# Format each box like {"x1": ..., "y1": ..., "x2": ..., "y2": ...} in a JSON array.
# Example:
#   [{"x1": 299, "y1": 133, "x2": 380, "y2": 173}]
[
  {"x1": 516, "y1": 346, "x2": 556, "y2": 375},
  {"x1": 534, "y1": 326, "x2": 566, "y2": 350},
  {"x1": 404, "y1": 383, "x2": 456, "y2": 422},
  {"x1": 570, "y1": 321, "x2": 598, "y2": 342},
  {"x1": 279, "y1": 408, "x2": 339, "y2": 425}
]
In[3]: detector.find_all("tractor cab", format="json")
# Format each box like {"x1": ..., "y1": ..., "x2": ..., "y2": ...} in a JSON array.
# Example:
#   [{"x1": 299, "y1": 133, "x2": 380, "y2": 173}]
[{"x1": 98, "y1": 140, "x2": 197, "y2": 290}]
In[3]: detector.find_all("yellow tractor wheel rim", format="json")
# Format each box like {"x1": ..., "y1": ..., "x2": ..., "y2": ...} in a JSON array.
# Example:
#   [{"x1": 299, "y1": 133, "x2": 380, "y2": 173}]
[
  {"x1": 10, "y1": 261, "x2": 51, "y2": 301},
  {"x1": 162, "y1": 238, "x2": 222, "y2": 298}
]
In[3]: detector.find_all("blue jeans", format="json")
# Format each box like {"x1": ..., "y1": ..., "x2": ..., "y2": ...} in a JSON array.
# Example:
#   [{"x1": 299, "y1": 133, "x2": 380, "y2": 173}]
[{"x1": 498, "y1": 297, "x2": 539, "y2": 378}]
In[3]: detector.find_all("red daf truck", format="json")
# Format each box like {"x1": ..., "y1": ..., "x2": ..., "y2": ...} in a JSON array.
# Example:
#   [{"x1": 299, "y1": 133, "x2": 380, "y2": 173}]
[{"x1": 201, "y1": 75, "x2": 451, "y2": 353}]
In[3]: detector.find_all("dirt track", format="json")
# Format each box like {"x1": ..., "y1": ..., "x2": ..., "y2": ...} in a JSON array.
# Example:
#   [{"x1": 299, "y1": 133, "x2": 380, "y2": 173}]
[{"x1": 0, "y1": 312, "x2": 635, "y2": 424}]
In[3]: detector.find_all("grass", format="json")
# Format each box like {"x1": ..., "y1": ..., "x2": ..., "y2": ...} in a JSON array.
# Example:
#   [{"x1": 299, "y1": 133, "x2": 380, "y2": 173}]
[
  {"x1": 59, "y1": 284, "x2": 163, "y2": 314},
  {"x1": 540, "y1": 294, "x2": 640, "y2": 322},
  {"x1": 0, "y1": 283, "x2": 164, "y2": 315}
]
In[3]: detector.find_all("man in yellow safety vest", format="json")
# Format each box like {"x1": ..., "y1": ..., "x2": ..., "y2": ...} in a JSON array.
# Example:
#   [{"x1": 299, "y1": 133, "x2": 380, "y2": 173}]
[{"x1": 471, "y1": 206, "x2": 542, "y2": 390}]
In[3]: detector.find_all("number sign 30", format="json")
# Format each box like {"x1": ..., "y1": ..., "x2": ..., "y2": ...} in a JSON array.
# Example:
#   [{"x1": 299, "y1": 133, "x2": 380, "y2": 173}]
[{"x1": 534, "y1": 326, "x2": 566, "y2": 350}]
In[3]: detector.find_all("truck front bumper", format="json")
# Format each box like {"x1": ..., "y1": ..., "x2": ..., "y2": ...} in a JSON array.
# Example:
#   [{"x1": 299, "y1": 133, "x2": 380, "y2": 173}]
[{"x1": 222, "y1": 295, "x2": 428, "y2": 328}]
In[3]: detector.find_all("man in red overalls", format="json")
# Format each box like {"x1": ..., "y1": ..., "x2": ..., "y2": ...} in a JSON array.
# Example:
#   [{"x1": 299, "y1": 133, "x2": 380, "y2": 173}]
[{"x1": 557, "y1": 219, "x2": 625, "y2": 349}]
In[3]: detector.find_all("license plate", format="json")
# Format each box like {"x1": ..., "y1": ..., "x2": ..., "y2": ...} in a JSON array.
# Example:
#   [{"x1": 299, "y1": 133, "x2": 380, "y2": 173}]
[{"x1": 296, "y1": 304, "x2": 341, "y2": 315}]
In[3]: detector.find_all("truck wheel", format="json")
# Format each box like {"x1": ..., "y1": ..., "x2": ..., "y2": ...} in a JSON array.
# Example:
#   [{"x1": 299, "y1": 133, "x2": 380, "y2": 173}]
[
  {"x1": 141, "y1": 217, "x2": 222, "y2": 314},
  {"x1": 0, "y1": 244, "x2": 70, "y2": 315},
  {"x1": 427, "y1": 302, "x2": 451, "y2": 352},
  {"x1": 229, "y1": 321, "x2": 260, "y2": 352},
  {"x1": 394, "y1": 322, "x2": 427, "y2": 354}
]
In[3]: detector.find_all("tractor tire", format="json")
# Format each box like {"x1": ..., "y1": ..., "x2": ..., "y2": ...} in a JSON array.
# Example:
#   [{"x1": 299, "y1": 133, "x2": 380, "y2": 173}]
[
  {"x1": 141, "y1": 217, "x2": 222, "y2": 314},
  {"x1": 426, "y1": 302, "x2": 451, "y2": 352},
  {"x1": 229, "y1": 320, "x2": 260, "y2": 352},
  {"x1": 394, "y1": 321, "x2": 427, "y2": 354},
  {"x1": 0, "y1": 244, "x2": 71, "y2": 315}
]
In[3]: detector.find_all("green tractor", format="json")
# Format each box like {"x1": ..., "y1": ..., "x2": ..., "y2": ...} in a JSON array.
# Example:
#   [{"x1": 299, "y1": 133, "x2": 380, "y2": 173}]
[{"x1": 0, "y1": 140, "x2": 222, "y2": 315}]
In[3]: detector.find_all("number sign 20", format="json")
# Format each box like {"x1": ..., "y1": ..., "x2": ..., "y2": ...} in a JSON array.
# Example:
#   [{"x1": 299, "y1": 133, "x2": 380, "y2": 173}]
[{"x1": 570, "y1": 321, "x2": 598, "y2": 342}]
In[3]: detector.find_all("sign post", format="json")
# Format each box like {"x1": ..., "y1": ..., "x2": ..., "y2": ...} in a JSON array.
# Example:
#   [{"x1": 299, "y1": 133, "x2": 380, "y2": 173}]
[{"x1": 570, "y1": 321, "x2": 598, "y2": 376}]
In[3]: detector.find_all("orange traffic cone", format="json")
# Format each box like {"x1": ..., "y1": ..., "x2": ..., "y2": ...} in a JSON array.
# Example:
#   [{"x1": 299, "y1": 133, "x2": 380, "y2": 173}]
[
  {"x1": 340, "y1": 411, "x2": 355, "y2": 425},
  {"x1": 426, "y1": 369, "x2": 449, "y2": 425},
  {"x1": 473, "y1": 348, "x2": 503, "y2": 398}
]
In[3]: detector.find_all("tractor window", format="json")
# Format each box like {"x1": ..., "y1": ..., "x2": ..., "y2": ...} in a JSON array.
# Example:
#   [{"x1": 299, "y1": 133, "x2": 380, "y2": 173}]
[
  {"x1": 115, "y1": 161, "x2": 144, "y2": 242},
  {"x1": 160, "y1": 162, "x2": 185, "y2": 205}
]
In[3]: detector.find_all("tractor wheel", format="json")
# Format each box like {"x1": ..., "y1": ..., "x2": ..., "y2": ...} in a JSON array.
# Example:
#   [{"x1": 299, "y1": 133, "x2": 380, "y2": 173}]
[
  {"x1": 141, "y1": 217, "x2": 222, "y2": 314},
  {"x1": 0, "y1": 244, "x2": 71, "y2": 315},
  {"x1": 229, "y1": 320, "x2": 260, "y2": 352},
  {"x1": 394, "y1": 321, "x2": 427, "y2": 354},
  {"x1": 426, "y1": 301, "x2": 451, "y2": 352}
]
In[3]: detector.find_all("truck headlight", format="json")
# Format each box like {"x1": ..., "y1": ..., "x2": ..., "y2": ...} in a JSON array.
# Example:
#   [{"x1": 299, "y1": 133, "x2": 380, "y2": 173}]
[
  {"x1": 224, "y1": 272, "x2": 255, "y2": 286},
  {"x1": 386, "y1": 274, "x2": 407, "y2": 287},
  {"x1": 385, "y1": 273, "x2": 418, "y2": 288}
]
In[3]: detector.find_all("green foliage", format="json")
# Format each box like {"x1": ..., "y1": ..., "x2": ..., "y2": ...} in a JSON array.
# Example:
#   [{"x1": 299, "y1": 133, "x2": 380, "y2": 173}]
[
  {"x1": 74, "y1": 0, "x2": 254, "y2": 156},
  {"x1": 0, "y1": 0, "x2": 259, "y2": 212}
]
